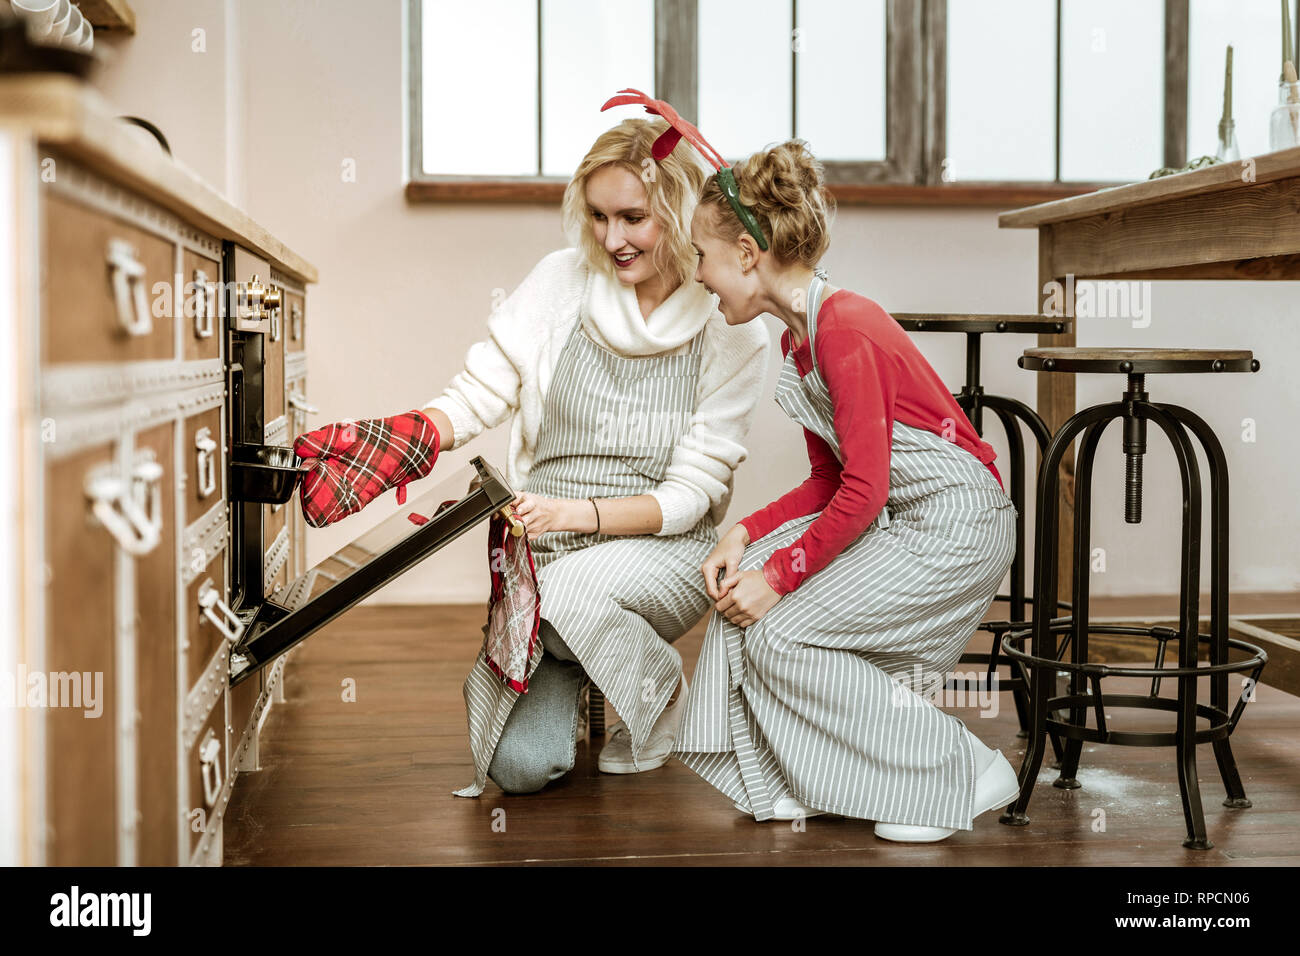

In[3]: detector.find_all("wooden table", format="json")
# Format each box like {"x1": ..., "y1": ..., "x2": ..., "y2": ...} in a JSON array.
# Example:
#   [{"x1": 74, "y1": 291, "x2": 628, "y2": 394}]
[{"x1": 999, "y1": 148, "x2": 1300, "y2": 695}]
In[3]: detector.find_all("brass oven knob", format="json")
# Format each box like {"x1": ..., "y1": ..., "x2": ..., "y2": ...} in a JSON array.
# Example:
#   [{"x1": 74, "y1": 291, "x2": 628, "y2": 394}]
[
  {"x1": 245, "y1": 275, "x2": 266, "y2": 319},
  {"x1": 264, "y1": 286, "x2": 282, "y2": 312}
]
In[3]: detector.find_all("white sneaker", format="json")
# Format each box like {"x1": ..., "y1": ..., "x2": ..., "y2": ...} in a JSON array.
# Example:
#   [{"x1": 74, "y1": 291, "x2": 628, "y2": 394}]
[
  {"x1": 734, "y1": 795, "x2": 825, "y2": 821},
  {"x1": 873, "y1": 750, "x2": 1021, "y2": 844},
  {"x1": 596, "y1": 671, "x2": 686, "y2": 774}
]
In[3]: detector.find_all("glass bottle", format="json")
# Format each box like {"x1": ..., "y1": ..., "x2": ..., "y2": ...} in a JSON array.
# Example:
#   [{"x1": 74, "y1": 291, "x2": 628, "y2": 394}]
[{"x1": 1269, "y1": 80, "x2": 1300, "y2": 151}]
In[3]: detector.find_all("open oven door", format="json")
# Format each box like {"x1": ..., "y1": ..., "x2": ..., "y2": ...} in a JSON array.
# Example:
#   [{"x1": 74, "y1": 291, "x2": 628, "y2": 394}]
[{"x1": 227, "y1": 455, "x2": 516, "y2": 687}]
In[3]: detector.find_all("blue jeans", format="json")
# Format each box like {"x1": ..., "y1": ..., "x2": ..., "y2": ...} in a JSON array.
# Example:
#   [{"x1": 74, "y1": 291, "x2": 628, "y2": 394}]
[{"x1": 487, "y1": 619, "x2": 587, "y2": 794}]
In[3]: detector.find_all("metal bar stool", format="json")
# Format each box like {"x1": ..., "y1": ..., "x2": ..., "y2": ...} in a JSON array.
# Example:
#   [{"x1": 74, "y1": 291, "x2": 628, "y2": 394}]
[
  {"x1": 893, "y1": 314, "x2": 1074, "y2": 739},
  {"x1": 999, "y1": 347, "x2": 1268, "y2": 850},
  {"x1": 583, "y1": 680, "x2": 605, "y2": 738}
]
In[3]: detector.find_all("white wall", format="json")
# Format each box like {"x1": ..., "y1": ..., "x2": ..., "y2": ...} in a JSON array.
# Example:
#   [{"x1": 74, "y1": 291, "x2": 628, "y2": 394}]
[{"x1": 93, "y1": 0, "x2": 1299, "y2": 604}]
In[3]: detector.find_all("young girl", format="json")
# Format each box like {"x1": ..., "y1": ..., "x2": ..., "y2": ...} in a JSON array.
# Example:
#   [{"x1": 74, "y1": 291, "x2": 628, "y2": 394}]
[{"x1": 672, "y1": 140, "x2": 1022, "y2": 842}]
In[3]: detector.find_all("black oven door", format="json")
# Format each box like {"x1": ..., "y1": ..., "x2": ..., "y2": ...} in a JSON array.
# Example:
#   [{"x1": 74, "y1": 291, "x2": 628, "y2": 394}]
[{"x1": 227, "y1": 455, "x2": 515, "y2": 686}]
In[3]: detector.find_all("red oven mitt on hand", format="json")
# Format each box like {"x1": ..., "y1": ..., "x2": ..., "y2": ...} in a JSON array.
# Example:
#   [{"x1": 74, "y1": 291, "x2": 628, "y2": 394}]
[{"x1": 293, "y1": 409, "x2": 441, "y2": 528}]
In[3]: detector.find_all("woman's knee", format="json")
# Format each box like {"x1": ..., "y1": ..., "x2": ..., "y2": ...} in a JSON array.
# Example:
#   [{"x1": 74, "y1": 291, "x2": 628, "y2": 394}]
[{"x1": 488, "y1": 729, "x2": 574, "y2": 794}]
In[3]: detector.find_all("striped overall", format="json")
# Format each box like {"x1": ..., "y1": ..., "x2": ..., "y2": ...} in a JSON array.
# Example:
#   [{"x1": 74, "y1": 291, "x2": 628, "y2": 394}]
[
  {"x1": 672, "y1": 275, "x2": 1018, "y2": 828},
  {"x1": 454, "y1": 303, "x2": 719, "y2": 797}
]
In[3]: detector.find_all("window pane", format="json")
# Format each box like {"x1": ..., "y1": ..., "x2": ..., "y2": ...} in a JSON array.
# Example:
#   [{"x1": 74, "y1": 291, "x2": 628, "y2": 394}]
[
  {"x1": 1060, "y1": 0, "x2": 1164, "y2": 182},
  {"x1": 1188, "y1": 0, "x2": 1281, "y2": 161},
  {"x1": 946, "y1": 0, "x2": 1056, "y2": 181},
  {"x1": 421, "y1": 0, "x2": 538, "y2": 176},
  {"x1": 541, "y1": 0, "x2": 654, "y2": 177},
  {"x1": 795, "y1": 0, "x2": 886, "y2": 160},
  {"x1": 698, "y1": 0, "x2": 793, "y2": 161}
]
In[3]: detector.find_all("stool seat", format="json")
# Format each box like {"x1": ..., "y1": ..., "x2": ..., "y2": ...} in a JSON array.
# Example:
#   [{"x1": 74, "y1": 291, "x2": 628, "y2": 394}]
[
  {"x1": 1020, "y1": 347, "x2": 1259, "y2": 374},
  {"x1": 892, "y1": 313, "x2": 1070, "y2": 335}
]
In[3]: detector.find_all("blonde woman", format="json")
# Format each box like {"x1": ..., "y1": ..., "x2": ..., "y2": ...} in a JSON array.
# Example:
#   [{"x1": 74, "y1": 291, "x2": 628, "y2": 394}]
[
  {"x1": 674, "y1": 141, "x2": 1021, "y2": 842},
  {"x1": 416, "y1": 118, "x2": 770, "y2": 796}
]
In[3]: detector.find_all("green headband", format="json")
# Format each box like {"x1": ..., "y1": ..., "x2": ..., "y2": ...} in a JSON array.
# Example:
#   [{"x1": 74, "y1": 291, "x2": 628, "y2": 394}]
[{"x1": 715, "y1": 168, "x2": 769, "y2": 251}]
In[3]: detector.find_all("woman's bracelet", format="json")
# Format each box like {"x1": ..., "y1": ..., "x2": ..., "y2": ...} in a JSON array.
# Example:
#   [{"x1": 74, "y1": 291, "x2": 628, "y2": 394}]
[{"x1": 589, "y1": 496, "x2": 601, "y2": 534}]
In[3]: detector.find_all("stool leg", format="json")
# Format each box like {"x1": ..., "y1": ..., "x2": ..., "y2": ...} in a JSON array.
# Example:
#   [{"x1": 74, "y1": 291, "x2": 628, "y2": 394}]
[
  {"x1": 1160, "y1": 403, "x2": 1251, "y2": 809},
  {"x1": 1002, "y1": 406, "x2": 1114, "y2": 825},
  {"x1": 588, "y1": 685, "x2": 605, "y2": 738},
  {"x1": 1142, "y1": 405, "x2": 1213, "y2": 850},
  {"x1": 987, "y1": 395, "x2": 1066, "y2": 746},
  {"x1": 1055, "y1": 416, "x2": 1110, "y2": 790}
]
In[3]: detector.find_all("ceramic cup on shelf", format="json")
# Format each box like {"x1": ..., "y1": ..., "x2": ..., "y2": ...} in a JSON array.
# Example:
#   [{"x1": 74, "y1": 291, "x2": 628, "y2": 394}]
[
  {"x1": 11, "y1": 0, "x2": 60, "y2": 38},
  {"x1": 44, "y1": 0, "x2": 70, "y2": 44},
  {"x1": 57, "y1": 0, "x2": 82, "y2": 47},
  {"x1": 72, "y1": 15, "x2": 90, "y2": 50}
]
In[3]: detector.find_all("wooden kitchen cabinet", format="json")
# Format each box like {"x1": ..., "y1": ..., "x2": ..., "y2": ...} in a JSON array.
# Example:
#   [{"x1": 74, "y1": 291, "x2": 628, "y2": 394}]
[{"x1": 1, "y1": 75, "x2": 318, "y2": 866}]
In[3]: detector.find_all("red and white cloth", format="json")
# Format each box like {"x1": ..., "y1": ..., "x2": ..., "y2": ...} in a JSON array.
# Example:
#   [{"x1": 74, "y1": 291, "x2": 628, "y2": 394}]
[
  {"x1": 293, "y1": 409, "x2": 441, "y2": 528},
  {"x1": 481, "y1": 510, "x2": 541, "y2": 692}
]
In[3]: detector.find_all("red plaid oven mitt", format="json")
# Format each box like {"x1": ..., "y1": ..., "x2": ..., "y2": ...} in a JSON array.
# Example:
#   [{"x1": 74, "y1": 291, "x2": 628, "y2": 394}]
[{"x1": 293, "y1": 409, "x2": 441, "y2": 528}]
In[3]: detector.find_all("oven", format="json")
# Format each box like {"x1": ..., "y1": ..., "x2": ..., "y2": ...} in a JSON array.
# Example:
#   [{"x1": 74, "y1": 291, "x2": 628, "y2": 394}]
[{"x1": 219, "y1": 242, "x2": 517, "y2": 689}]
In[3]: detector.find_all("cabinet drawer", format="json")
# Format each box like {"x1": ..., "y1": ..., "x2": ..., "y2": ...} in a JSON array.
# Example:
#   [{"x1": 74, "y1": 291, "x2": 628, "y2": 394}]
[
  {"x1": 133, "y1": 422, "x2": 179, "y2": 866},
  {"x1": 187, "y1": 689, "x2": 228, "y2": 861},
  {"x1": 181, "y1": 250, "x2": 221, "y2": 364},
  {"x1": 183, "y1": 405, "x2": 223, "y2": 528},
  {"x1": 42, "y1": 192, "x2": 176, "y2": 366},
  {"x1": 186, "y1": 554, "x2": 233, "y2": 691},
  {"x1": 45, "y1": 439, "x2": 118, "y2": 866},
  {"x1": 285, "y1": 291, "x2": 305, "y2": 353}
]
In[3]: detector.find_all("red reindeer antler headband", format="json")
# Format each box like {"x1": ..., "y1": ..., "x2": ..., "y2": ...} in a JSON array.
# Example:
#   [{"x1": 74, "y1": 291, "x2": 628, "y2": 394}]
[{"x1": 600, "y1": 88, "x2": 769, "y2": 251}]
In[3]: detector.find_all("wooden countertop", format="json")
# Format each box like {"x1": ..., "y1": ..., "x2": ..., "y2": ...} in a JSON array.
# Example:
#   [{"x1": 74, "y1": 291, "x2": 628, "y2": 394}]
[
  {"x1": 0, "y1": 73, "x2": 317, "y2": 283},
  {"x1": 999, "y1": 145, "x2": 1300, "y2": 229}
]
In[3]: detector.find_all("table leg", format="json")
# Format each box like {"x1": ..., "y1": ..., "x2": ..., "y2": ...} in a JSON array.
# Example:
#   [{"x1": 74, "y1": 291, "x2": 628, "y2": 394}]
[{"x1": 1038, "y1": 232, "x2": 1077, "y2": 605}]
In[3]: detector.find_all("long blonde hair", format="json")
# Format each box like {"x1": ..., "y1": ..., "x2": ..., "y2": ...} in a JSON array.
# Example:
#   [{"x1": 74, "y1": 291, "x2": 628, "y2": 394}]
[{"x1": 562, "y1": 117, "x2": 711, "y2": 287}]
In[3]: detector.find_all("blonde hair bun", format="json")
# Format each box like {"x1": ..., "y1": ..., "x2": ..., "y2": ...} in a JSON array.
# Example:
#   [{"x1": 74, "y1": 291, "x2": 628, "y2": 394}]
[{"x1": 700, "y1": 139, "x2": 835, "y2": 266}]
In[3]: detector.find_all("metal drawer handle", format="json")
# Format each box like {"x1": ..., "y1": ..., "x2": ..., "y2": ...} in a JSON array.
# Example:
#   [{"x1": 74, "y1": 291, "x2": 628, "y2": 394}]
[
  {"x1": 288, "y1": 392, "x2": 318, "y2": 415},
  {"x1": 197, "y1": 578, "x2": 245, "y2": 644},
  {"x1": 194, "y1": 427, "x2": 217, "y2": 498},
  {"x1": 106, "y1": 239, "x2": 152, "y2": 337},
  {"x1": 193, "y1": 268, "x2": 214, "y2": 339},
  {"x1": 85, "y1": 472, "x2": 160, "y2": 556},
  {"x1": 291, "y1": 302, "x2": 302, "y2": 341},
  {"x1": 128, "y1": 456, "x2": 165, "y2": 544},
  {"x1": 269, "y1": 303, "x2": 281, "y2": 342},
  {"x1": 198, "y1": 728, "x2": 222, "y2": 808}
]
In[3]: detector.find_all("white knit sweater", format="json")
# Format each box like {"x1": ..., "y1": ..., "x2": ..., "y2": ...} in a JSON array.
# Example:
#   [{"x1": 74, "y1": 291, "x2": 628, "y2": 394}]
[{"x1": 424, "y1": 248, "x2": 770, "y2": 535}]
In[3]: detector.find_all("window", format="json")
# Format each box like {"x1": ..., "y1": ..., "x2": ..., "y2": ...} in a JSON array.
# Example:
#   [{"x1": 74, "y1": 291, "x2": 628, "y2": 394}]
[
  {"x1": 414, "y1": 0, "x2": 653, "y2": 179},
  {"x1": 408, "y1": 0, "x2": 917, "y2": 192},
  {"x1": 407, "y1": 0, "x2": 1300, "y2": 199}
]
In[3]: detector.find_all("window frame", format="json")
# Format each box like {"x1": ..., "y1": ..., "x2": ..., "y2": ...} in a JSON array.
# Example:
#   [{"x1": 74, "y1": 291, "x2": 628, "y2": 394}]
[{"x1": 407, "y1": 0, "x2": 1258, "y2": 203}]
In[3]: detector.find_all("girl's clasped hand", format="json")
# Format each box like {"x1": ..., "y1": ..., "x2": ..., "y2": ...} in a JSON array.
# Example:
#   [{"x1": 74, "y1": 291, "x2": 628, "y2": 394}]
[{"x1": 700, "y1": 524, "x2": 782, "y2": 628}]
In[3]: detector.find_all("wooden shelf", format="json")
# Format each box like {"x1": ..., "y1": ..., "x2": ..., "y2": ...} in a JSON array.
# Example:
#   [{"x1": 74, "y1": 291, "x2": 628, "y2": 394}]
[
  {"x1": 405, "y1": 178, "x2": 1099, "y2": 208},
  {"x1": 77, "y1": 0, "x2": 136, "y2": 34}
]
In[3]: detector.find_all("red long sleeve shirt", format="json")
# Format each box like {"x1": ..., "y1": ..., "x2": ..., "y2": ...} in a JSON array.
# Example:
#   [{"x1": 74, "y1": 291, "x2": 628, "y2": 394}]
[{"x1": 739, "y1": 290, "x2": 1003, "y2": 597}]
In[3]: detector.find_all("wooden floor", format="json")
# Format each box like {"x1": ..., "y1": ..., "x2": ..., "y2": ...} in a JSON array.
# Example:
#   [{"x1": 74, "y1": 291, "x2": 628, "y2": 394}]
[{"x1": 224, "y1": 597, "x2": 1300, "y2": 866}]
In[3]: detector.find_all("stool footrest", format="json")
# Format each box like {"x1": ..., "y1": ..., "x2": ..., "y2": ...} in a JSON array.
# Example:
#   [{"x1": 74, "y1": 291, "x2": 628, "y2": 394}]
[{"x1": 1044, "y1": 693, "x2": 1235, "y2": 747}]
